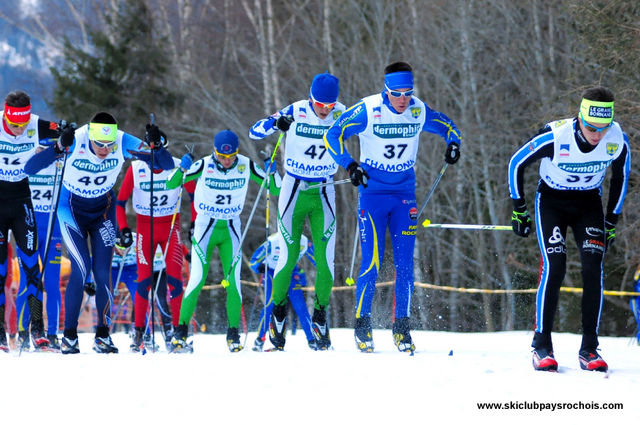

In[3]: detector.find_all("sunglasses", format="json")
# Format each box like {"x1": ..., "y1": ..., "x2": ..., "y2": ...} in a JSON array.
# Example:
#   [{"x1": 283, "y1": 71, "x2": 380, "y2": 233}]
[
  {"x1": 580, "y1": 113, "x2": 613, "y2": 133},
  {"x1": 385, "y1": 85, "x2": 414, "y2": 98},
  {"x1": 92, "y1": 140, "x2": 116, "y2": 149},
  {"x1": 310, "y1": 94, "x2": 336, "y2": 110},
  {"x1": 5, "y1": 116, "x2": 30, "y2": 128}
]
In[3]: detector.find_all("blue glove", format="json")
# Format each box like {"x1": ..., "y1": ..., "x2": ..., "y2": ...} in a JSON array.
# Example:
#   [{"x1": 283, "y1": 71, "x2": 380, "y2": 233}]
[
  {"x1": 264, "y1": 158, "x2": 277, "y2": 175},
  {"x1": 180, "y1": 153, "x2": 194, "y2": 170}
]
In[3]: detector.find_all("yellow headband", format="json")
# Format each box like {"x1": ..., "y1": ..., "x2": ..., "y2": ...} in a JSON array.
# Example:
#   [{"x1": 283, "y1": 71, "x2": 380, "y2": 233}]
[
  {"x1": 579, "y1": 98, "x2": 614, "y2": 124},
  {"x1": 88, "y1": 123, "x2": 118, "y2": 142}
]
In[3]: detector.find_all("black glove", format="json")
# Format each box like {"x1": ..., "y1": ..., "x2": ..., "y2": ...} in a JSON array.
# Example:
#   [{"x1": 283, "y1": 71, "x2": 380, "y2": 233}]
[
  {"x1": 257, "y1": 263, "x2": 266, "y2": 274},
  {"x1": 116, "y1": 227, "x2": 134, "y2": 249},
  {"x1": 145, "y1": 124, "x2": 162, "y2": 149},
  {"x1": 346, "y1": 161, "x2": 369, "y2": 188},
  {"x1": 444, "y1": 142, "x2": 460, "y2": 164},
  {"x1": 84, "y1": 280, "x2": 96, "y2": 296},
  {"x1": 184, "y1": 252, "x2": 192, "y2": 263},
  {"x1": 605, "y1": 213, "x2": 618, "y2": 251},
  {"x1": 275, "y1": 115, "x2": 294, "y2": 132},
  {"x1": 189, "y1": 222, "x2": 195, "y2": 241},
  {"x1": 55, "y1": 121, "x2": 76, "y2": 153},
  {"x1": 511, "y1": 199, "x2": 532, "y2": 238}
]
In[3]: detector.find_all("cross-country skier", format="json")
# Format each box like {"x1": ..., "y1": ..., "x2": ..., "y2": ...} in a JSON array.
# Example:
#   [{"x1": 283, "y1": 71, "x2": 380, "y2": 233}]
[
  {"x1": 249, "y1": 233, "x2": 316, "y2": 351},
  {"x1": 508, "y1": 86, "x2": 630, "y2": 372},
  {"x1": 0, "y1": 90, "x2": 65, "y2": 352},
  {"x1": 166, "y1": 129, "x2": 281, "y2": 353},
  {"x1": 25, "y1": 111, "x2": 174, "y2": 354},
  {"x1": 15, "y1": 138, "x2": 64, "y2": 351},
  {"x1": 116, "y1": 132, "x2": 195, "y2": 352},
  {"x1": 324, "y1": 61, "x2": 462, "y2": 353},
  {"x1": 249, "y1": 72, "x2": 345, "y2": 351}
]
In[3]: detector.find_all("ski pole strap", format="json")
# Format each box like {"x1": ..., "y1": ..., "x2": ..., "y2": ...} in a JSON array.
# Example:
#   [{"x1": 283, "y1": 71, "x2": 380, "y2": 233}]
[
  {"x1": 301, "y1": 178, "x2": 351, "y2": 191},
  {"x1": 422, "y1": 219, "x2": 511, "y2": 231}
]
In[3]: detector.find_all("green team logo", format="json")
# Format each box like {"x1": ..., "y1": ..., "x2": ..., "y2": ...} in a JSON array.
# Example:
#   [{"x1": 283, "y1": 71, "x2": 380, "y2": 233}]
[
  {"x1": 558, "y1": 161, "x2": 609, "y2": 173},
  {"x1": 139, "y1": 181, "x2": 168, "y2": 191},
  {"x1": 295, "y1": 123, "x2": 328, "y2": 139},
  {"x1": 606, "y1": 143, "x2": 618, "y2": 155},
  {"x1": 72, "y1": 158, "x2": 118, "y2": 173},
  {"x1": 27, "y1": 129, "x2": 35, "y2": 137},
  {"x1": 204, "y1": 177, "x2": 245, "y2": 190},
  {"x1": 410, "y1": 107, "x2": 421, "y2": 118},
  {"x1": 0, "y1": 140, "x2": 35, "y2": 154},
  {"x1": 373, "y1": 123, "x2": 421, "y2": 139},
  {"x1": 238, "y1": 164, "x2": 246, "y2": 173},
  {"x1": 332, "y1": 110, "x2": 343, "y2": 120}
]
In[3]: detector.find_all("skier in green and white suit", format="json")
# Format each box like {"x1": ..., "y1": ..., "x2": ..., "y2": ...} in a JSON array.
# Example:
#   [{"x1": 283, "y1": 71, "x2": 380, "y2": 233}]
[
  {"x1": 249, "y1": 72, "x2": 345, "y2": 350},
  {"x1": 167, "y1": 130, "x2": 280, "y2": 352}
]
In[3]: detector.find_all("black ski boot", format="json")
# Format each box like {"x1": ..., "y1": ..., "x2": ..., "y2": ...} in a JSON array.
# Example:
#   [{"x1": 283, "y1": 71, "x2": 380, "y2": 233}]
[
  {"x1": 170, "y1": 324, "x2": 192, "y2": 353},
  {"x1": 355, "y1": 316, "x2": 374, "y2": 353},
  {"x1": 268, "y1": 303, "x2": 287, "y2": 351},
  {"x1": 226, "y1": 327, "x2": 243, "y2": 352},
  {"x1": 392, "y1": 317, "x2": 415, "y2": 353},
  {"x1": 61, "y1": 328, "x2": 80, "y2": 354},
  {"x1": 312, "y1": 306, "x2": 331, "y2": 350},
  {"x1": 47, "y1": 334, "x2": 61, "y2": 352},
  {"x1": 31, "y1": 320, "x2": 51, "y2": 352},
  {"x1": 0, "y1": 327, "x2": 8, "y2": 353}
]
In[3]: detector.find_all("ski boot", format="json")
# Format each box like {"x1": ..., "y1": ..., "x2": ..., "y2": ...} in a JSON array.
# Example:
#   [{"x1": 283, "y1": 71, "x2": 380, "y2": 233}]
[
  {"x1": 170, "y1": 324, "x2": 193, "y2": 353},
  {"x1": 392, "y1": 317, "x2": 415, "y2": 353},
  {"x1": 579, "y1": 349, "x2": 608, "y2": 372},
  {"x1": 61, "y1": 328, "x2": 80, "y2": 354},
  {"x1": 268, "y1": 303, "x2": 287, "y2": 351},
  {"x1": 130, "y1": 327, "x2": 144, "y2": 353},
  {"x1": 312, "y1": 307, "x2": 331, "y2": 350},
  {"x1": 532, "y1": 347, "x2": 558, "y2": 371},
  {"x1": 93, "y1": 326, "x2": 119, "y2": 354},
  {"x1": 307, "y1": 339, "x2": 318, "y2": 351},
  {"x1": 0, "y1": 328, "x2": 8, "y2": 353},
  {"x1": 47, "y1": 334, "x2": 61, "y2": 352},
  {"x1": 252, "y1": 336, "x2": 265, "y2": 352},
  {"x1": 18, "y1": 330, "x2": 30, "y2": 352},
  {"x1": 163, "y1": 324, "x2": 174, "y2": 351},
  {"x1": 226, "y1": 327, "x2": 243, "y2": 352},
  {"x1": 355, "y1": 317, "x2": 374, "y2": 353},
  {"x1": 31, "y1": 321, "x2": 52, "y2": 352},
  {"x1": 143, "y1": 332, "x2": 159, "y2": 352}
]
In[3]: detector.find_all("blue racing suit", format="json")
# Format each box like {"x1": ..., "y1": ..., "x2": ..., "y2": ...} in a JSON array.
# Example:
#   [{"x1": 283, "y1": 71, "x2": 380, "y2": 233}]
[{"x1": 325, "y1": 92, "x2": 460, "y2": 320}]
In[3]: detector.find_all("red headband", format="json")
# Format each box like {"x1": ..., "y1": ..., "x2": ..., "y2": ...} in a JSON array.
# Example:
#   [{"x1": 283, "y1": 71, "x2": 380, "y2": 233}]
[{"x1": 4, "y1": 103, "x2": 31, "y2": 125}]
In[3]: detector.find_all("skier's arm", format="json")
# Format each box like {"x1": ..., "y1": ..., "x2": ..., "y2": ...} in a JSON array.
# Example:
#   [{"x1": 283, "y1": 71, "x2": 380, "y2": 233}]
[
  {"x1": 122, "y1": 132, "x2": 174, "y2": 170},
  {"x1": 249, "y1": 242, "x2": 267, "y2": 274},
  {"x1": 508, "y1": 126, "x2": 554, "y2": 206},
  {"x1": 422, "y1": 106, "x2": 462, "y2": 145},
  {"x1": 166, "y1": 159, "x2": 204, "y2": 189},
  {"x1": 249, "y1": 160, "x2": 281, "y2": 195},
  {"x1": 24, "y1": 144, "x2": 60, "y2": 175},
  {"x1": 324, "y1": 101, "x2": 368, "y2": 169},
  {"x1": 116, "y1": 166, "x2": 134, "y2": 230},
  {"x1": 184, "y1": 179, "x2": 197, "y2": 223},
  {"x1": 249, "y1": 105, "x2": 294, "y2": 140},
  {"x1": 606, "y1": 134, "x2": 631, "y2": 218}
]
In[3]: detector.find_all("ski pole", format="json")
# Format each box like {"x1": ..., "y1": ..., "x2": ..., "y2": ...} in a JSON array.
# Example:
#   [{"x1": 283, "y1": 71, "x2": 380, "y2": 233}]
[
  {"x1": 112, "y1": 245, "x2": 131, "y2": 297},
  {"x1": 220, "y1": 133, "x2": 283, "y2": 287},
  {"x1": 421, "y1": 219, "x2": 511, "y2": 231},
  {"x1": 417, "y1": 163, "x2": 448, "y2": 219},
  {"x1": 345, "y1": 215, "x2": 359, "y2": 286},
  {"x1": 148, "y1": 112, "x2": 157, "y2": 352},
  {"x1": 301, "y1": 178, "x2": 351, "y2": 191}
]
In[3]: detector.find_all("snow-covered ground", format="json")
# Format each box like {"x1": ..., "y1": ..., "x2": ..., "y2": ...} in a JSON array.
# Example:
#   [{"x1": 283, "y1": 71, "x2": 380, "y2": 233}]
[{"x1": 2, "y1": 329, "x2": 638, "y2": 424}]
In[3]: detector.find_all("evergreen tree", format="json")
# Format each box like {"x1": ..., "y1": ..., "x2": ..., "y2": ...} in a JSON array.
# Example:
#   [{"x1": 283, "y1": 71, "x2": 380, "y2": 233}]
[{"x1": 49, "y1": 1, "x2": 179, "y2": 132}]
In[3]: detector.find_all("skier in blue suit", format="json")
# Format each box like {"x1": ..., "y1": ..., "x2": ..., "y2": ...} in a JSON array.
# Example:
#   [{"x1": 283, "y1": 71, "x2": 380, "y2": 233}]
[{"x1": 324, "y1": 61, "x2": 461, "y2": 353}]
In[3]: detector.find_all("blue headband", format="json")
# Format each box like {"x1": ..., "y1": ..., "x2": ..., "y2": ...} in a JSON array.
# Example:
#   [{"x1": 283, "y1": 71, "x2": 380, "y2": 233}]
[{"x1": 384, "y1": 71, "x2": 414, "y2": 90}]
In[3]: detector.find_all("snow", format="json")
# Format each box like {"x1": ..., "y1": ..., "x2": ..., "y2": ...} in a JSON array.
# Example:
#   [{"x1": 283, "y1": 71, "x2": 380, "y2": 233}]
[{"x1": 1, "y1": 329, "x2": 638, "y2": 424}]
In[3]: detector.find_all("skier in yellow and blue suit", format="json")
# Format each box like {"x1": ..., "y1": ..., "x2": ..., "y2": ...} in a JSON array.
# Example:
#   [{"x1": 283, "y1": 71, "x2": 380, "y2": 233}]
[{"x1": 324, "y1": 61, "x2": 461, "y2": 353}]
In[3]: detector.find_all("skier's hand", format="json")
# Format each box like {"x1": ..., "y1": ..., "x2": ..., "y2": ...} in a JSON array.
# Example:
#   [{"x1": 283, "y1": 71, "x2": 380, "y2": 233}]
[
  {"x1": 275, "y1": 115, "x2": 294, "y2": 132},
  {"x1": 180, "y1": 153, "x2": 194, "y2": 171},
  {"x1": 145, "y1": 124, "x2": 162, "y2": 149},
  {"x1": 346, "y1": 161, "x2": 369, "y2": 188},
  {"x1": 116, "y1": 227, "x2": 134, "y2": 250},
  {"x1": 511, "y1": 200, "x2": 531, "y2": 238},
  {"x1": 444, "y1": 142, "x2": 460, "y2": 164},
  {"x1": 257, "y1": 263, "x2": 266, "y2": 274},
  {"x1": 56, "y1": 121, "x2": 76, "y2": 153},
  {"x1": 605, "y1": 213, "x2": 618, "y2": 251}
]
